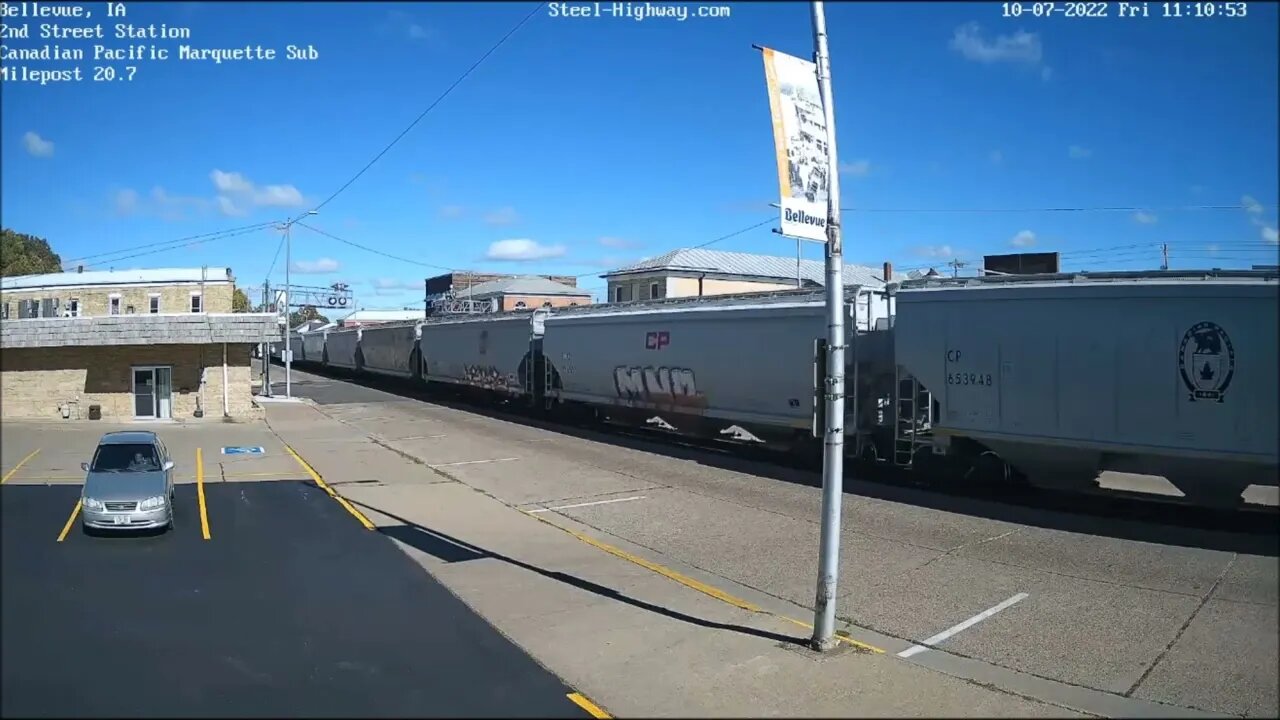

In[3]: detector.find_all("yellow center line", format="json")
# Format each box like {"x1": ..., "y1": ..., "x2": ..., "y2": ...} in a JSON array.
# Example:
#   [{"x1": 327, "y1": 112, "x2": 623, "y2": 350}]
[
  {"x1": 284, "y1": 444, "x2": 375, "y2": 530},
  {"x1": 2, "y1": 448, "x2": 42, "y2": 484},
  {"x1": 56, "y1": 500, "x2": 81, "y2": 542},
  {"x1": 196, "y1": 448, "x2": 211, "y2": 540},
  {"x1": 567, "y1": 692, "x2": 612, "y2": 719}
]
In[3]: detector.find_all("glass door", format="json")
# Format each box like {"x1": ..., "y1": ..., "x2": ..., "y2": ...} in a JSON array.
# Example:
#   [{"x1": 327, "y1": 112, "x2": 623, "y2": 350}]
[
  {"x1": 133, "y1": 369, "x2": 155, "y2": 418},
  {"x1": 155, "y1": 367, "x2": 172, "y2": 419}
]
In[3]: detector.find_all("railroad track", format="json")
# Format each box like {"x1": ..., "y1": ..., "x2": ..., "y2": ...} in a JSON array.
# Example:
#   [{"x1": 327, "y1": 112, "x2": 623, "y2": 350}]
[{"x1": 270, "y1": 360, "x2": 1280, "y2": 542}]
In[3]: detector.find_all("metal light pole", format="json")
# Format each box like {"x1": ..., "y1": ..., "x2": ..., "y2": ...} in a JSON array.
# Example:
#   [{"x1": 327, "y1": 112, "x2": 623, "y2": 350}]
[
  {"x1": 281, "y1": 210, "x2": 318, "y2": 399},
  {"x1": 810, "y1": 0, "x2": 847, "y2": 652}
]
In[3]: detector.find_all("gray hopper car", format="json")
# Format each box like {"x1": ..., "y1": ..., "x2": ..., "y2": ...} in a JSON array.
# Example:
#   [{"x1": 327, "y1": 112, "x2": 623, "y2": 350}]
[
  {"x1": 893, "y1": 271, "x2": 1279, "y2": 508},
  {"x1": 284, "y1": 270, "x2": 1277, "y2": 510}
]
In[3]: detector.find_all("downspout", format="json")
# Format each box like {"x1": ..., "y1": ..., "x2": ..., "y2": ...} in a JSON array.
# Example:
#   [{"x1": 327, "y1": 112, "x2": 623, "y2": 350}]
[{"x1": 222, "y1": 343, "x2": 229, "y2": 417}]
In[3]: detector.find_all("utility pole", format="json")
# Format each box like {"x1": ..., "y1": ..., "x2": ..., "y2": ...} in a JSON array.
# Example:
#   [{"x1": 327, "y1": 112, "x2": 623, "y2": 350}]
[
  {"x1": 261, "y1": 282, "x2": 272, "y2": 397},
  {"x1": 278, "y1": 210, "x2": 318, "y2": 399},
  {"x1": 810, "y1": 0, "x2": 847, "y2": 653},
  {"x1": 1160, "y1": 243, "x2": 1169, "y2": 271},
  {"x1": 948, "y1": 257, "x2": 967, "y2": 277}
]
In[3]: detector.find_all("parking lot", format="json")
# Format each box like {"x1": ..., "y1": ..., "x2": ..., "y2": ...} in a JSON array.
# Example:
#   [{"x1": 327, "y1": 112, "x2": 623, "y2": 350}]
[
  {"x1": 0, "y1": 421, "x2": 599, "y2": 718},
  {"x1": 281, "y1": 362, "x2": 1279, "y2": 719}
]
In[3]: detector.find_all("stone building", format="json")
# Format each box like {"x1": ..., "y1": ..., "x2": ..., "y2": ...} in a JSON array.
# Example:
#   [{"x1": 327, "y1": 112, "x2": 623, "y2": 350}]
[{"x1": 0, "y1": 268, "x2": 275, "y2": 422}]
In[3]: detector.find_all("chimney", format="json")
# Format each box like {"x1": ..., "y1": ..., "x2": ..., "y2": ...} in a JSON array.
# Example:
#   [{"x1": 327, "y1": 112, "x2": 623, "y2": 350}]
[
  {"x1": 883, "y1": 262, "x2": 892, "y2": 282},
  {"x1": 77, "y1": 265, "x2": 84, "y2": 273}
]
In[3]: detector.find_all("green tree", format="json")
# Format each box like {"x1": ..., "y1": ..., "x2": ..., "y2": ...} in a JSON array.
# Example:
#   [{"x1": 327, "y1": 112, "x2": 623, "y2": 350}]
[
  {"x1": 289, "y1": 305, "x2": 329, "y2": 327},
  {"x1": 232, "y1": 287, "x2": 251, "y2": 312},
  {"x1": 1, "y1": 229, "x2": 63, "y2": 276}
]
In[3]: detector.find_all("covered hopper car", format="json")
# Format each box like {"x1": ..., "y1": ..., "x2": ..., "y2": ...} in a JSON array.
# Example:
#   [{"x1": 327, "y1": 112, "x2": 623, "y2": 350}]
[{"x1": 281, "y1": 269, "x2": 1278, "y2": 510}]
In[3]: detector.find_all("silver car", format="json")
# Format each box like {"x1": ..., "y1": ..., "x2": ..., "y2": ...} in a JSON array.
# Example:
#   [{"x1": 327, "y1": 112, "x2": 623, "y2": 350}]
[{"x1": 80, "y1": 431, "x2": 176, "y2": 534}]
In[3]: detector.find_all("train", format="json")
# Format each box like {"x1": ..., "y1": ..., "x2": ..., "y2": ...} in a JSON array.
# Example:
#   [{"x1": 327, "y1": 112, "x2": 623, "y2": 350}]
[{"x1": 270, "y1": 269, "x2": 1279, "y2": 510}]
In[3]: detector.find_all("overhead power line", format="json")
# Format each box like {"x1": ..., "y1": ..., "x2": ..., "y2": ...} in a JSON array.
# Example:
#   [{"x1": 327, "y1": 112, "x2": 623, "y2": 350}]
[
  {"x1": 77, "y1": 224, "x2": 274, "y2": 269},
  {"x1": 291, "y1": 2, "x2": 546, "y2": 223},
  {"x1": 837, "y1": 203, "x2": 1276, "y2": 215},
  {"x1": 294, "y1": 222, "x2": 455, "y2": 271},
  {"x1": 64, "y1": 222, "x2": 276, "y2": 267},
  {"x1": 572, "y1": 216, "x2": 777, "y2": 278}
]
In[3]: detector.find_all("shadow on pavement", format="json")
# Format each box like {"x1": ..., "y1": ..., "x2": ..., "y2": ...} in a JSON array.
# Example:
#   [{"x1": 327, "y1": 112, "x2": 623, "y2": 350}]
[
  {"x1": 356, "y1": 499, "x2": 807, "y2": 648},
  {"x1": 278, "y1": 361, "x2": 1280, "y2": 558}
]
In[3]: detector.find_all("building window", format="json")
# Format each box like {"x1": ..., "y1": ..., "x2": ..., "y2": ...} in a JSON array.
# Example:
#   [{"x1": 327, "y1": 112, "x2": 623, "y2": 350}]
[
  {"x1": 1, "y1": 302, "x2": 8, "y2": 319},
  {"x1": 149, "y1": 294, "x2": 160, "y2": 314},
  {"x1": 650, "y1": 282, "x2": 663, "y2": 299},
  {"x1": 542, "y1": 301, "x2": 553, "y2": 308},
  {"x1": 109, "y1": 296, "x2": 121, "y2": 315},
  {"x1": 68, "y1": 298, "x2": 80, "y2": 317},
  {"x1": 514, "y1": 301, "x2": 527, "y2": 309},
  {"x1": 190, "y1": 293, "x2": 202, "y2": 313},
  {"x1": 614, "y1": 285, "x2": 634, "y2": 302}
]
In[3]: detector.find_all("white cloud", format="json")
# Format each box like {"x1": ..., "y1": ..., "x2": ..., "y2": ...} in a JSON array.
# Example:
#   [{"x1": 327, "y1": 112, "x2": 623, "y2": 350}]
[
  {"x1": 1010, "y1": 230, "x2": 1036, "y2": 247},
  {"x1": 912, "y1": 244, "x2": 957, "y2": 258},
  {"x1": 387, "y1": 10, "x2": 435, "y2": 42},
  {"x1": 23, "y1": 131, "x2": 54, "y2": 157},
  {"x1": 989, "y1": 150, "x2": 1003, "y2": 165},
  {"x1": 1133, "y1": 211, "x2": 1158, "y2": 224},
  {"x1": 149, "y1": 186, "x2": 210, "y2": 221},
  {"x1": 438, "y1": 205, "x2": 465, "y2": 219},
  {"x1": 839, "y1": 159, "x2": 872, "y2": 176},
  {"x1": 371, "y1": 278, "x2": 418, "y2": 290},
  {"x1": 1040, "y1": 66, "x2": 1053, "y2": 82},
  {"x1": 598, "y1": 236, "x2": 637, "y2": 249},
  {"x1": 1262, "y1": 226, "x2": 1279, "y2": 244},
  {"x1": 484, "y1": 238, "x2": 566, "y2": 262},
  {"x1": 483, "y1": 206, "x2": 520, "y2": 226},
  {"x1": 114, "y1": 189, "x2": 139, "y2": 215},
  {"x1": 950, "y1": 22, "x2": 1043, "y2": 65},
  {"x1": 290, "y1": 258, "x2": 340, "y2": 274},
  {"x1": 1068, "y1": 145, "x2": 1092, "y2": 159},
  {"x1": 1242, "y1": 195, "x2": 1264, "y2": 215},
  {"x1": 216, "y1": 195, "x2": 247, "y2": 217},
  {"x1": 209, "y1": 169, "x2": 306, "y2": 216},
  {"x1": 1206, "y1": 243, "x2": 1220, "y2": 256}
]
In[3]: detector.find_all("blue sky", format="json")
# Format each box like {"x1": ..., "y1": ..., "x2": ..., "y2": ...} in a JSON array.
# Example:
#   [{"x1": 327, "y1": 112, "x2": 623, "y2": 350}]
[{"x1": 4, "y1": 1, "x2": 1277, "y2": 309}]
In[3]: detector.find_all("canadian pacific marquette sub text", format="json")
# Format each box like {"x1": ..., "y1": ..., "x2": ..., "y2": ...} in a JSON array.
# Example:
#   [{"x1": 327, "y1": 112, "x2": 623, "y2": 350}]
[{"x1": 2, "y1": 43, "x2": 301, "y2": 62}]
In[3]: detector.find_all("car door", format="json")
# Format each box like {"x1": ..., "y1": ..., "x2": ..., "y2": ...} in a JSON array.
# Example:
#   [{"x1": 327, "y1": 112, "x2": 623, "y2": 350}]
[{"x1": 156, "y1": 439, "x2": 173, "y2": 496}]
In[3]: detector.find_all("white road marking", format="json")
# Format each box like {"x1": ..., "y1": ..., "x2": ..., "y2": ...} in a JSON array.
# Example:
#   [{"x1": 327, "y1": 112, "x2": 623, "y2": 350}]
[
  {"x1": 429, "y1": 457, "x2": 520, "y2": 468},
  {"x1": 898, "y1": 593, "x2": 1029, "y2": 658},
  {"x1": 528, "y1": 496, "x2": 648, "y2": 514},
  {"x1": 395, "y1": 435, "x2": 447, "y2": 441}
]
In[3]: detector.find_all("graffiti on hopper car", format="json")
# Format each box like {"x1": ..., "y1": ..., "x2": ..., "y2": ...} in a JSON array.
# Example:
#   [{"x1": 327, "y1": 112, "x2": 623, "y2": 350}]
[
  {"x1": 613, "y1": 366, "x2": 709, "y2": 411},
  {"x1": 463, "y1": 364, "x2": 517, "y2": 392}
]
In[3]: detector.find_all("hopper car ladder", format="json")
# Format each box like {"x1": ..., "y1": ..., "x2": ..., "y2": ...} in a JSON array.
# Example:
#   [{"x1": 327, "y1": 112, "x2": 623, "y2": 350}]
[{"x1": 893, "y1": 367, "x2": 934, "y2": 467}]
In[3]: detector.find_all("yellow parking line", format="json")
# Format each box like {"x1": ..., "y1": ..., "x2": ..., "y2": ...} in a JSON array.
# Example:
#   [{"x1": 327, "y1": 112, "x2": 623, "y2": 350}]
[
  {"x1": 284, "y1": 445, "x2": 375, "y2": 530},
  {"x1": 196, "y1": 448, "x2": 211, "y2": 540},
  {"x1": 56, "y1": 500, "x2": 81, "y2": 542},
  {"x1": 2, "y1": 449, "x2": 41, "y2": 484},
  {"x1": 567, "y1": 692, "x2": 611, "y2": 719}
]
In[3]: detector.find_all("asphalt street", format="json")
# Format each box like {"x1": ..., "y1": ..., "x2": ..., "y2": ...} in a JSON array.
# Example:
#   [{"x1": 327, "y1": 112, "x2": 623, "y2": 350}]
[
  {"x1": 0, "y1": 468, "x2": 595, "y2": 717},
  {"x1": 266, "y1": 359, "x2": 1280, "y2": 719}
]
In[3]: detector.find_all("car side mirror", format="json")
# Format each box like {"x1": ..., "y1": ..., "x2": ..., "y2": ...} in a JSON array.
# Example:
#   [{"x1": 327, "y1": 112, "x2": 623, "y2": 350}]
[
  {"x1": 163, "y1": 460, "x2": 175, "y2": 471},
  {"x1": 81, "y1": 462, "x2": 90, "y2": 472}
]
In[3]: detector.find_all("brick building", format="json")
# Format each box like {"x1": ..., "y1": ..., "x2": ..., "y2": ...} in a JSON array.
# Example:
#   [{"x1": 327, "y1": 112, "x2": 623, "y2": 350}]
[
  {"x1": 453, "y1": 276, "x2": 592, "y2": 312},
  {"x1": 0, "y1": 267, "x2": 274, "y2": 422}
]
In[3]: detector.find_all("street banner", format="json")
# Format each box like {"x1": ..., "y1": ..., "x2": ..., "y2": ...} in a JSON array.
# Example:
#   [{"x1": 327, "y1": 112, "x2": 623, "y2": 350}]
[{"x1": 762, "y1": 46, "x2": 831, "y2": 243}]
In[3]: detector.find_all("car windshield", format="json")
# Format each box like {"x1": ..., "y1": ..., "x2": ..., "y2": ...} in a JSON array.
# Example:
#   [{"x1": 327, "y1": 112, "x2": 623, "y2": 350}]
[{"x1": 91, "y1": 443, "x2": 161, "y2": 473}]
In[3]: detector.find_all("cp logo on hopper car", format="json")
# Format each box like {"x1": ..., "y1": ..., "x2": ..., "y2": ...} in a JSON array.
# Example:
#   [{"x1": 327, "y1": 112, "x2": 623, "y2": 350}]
[
  {"x1": 645, "y1": 331, "x2": 670, "y2": 350},
  {"x1": 1178, "y1": 321, "x2": 1235, "y2": 403}
]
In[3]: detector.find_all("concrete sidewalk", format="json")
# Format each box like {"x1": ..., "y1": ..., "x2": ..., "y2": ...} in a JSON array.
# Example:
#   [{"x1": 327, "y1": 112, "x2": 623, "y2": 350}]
[{"x1": 263, "y1": 401, "x2": 1082, "y2": 718}]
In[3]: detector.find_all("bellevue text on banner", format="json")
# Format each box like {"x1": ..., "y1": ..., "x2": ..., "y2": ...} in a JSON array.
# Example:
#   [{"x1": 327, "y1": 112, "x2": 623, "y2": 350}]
[{"x1": 761, "y1": 46, "x2": 831, "y2": 243}]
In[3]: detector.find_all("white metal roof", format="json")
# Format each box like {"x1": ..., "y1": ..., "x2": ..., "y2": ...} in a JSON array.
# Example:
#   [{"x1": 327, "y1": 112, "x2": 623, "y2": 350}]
[
  {"x1": 336, "y1": 309, "x2": 424, "y2": 323},
  {"x1": 455, "y1": 276, "x2": 590, "y2": 299},
  {"x1": 601, "y1": 248, "x2": 904, "y2": 286},
  {"x1": 1, "y1": 267, "x2": 233, "y2": 291}
]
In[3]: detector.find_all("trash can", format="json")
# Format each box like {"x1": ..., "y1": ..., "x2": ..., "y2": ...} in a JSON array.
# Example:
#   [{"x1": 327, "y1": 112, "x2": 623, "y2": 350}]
[{"x1": 88, "y1": 404, "x2": 101, "y2": 420}]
